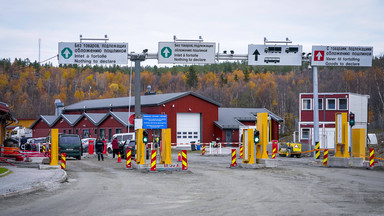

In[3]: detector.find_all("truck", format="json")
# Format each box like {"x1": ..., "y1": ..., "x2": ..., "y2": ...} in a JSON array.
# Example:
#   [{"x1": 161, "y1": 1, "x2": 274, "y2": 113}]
[{"x1": 11, "y1": 126, "x2": 32, "y2": 139}]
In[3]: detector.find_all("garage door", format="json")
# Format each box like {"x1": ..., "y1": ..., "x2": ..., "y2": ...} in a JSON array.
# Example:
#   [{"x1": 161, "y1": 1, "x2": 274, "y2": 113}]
[{"x1": 177, "y1": 113, "x2": 200, "y2": 144}]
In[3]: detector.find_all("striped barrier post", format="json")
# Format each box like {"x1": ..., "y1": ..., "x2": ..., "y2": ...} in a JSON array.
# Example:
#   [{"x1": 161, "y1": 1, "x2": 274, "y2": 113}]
[
  {"x1": 61, "y1": 153, "x2": 66, "y2": 170},
  {"x1": 323, "y1": 149, "x2": 328, "y2": 166},
  {"x1": 370, "y1": 148, "x2": 374, "y2": 168},
  {"x1": 178, "y1": 151, "x2": 182, "y2": 162},
  {"x1": 126, "y1": 149, "x2": 132, "y2": 169},
  {"x1": 42, "y1": 145, "x2": 46, "y2": 154},
  {"x1": 315, "y1": 142, "x2": 320, "y2": 159},
  {"x1": 151, "y1": 150, "x2": 156, "y2": 171},
  {"x1": 202, "y1": 145, "x2": 205, "y2": 156},
  {"x1": 239, "y1": 145, "x2": 243, "y2": 159},
  {"x1": 182, "y1": 150, "x2": 188, "y2": 170},
  {"x1": 231, "y1": 149, "x2": 237, "y2": 167},
  {"x1": 117, "y1": 152, "x2": 122, "y2": 163},
  {"x1": 272, "y1": 145, "x2": 277, "y2": 159}
]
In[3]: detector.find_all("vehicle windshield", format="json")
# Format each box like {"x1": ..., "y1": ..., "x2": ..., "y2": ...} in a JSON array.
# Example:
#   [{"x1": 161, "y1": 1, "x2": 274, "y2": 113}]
[{"x1": 60, "y1": 136, "x2": 80, "y2": 145}]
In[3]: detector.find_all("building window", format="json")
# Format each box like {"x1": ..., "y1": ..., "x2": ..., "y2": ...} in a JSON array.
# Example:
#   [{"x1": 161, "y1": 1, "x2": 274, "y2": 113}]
[
  {"x1": 83, "y1": 129, "x2": 90, "y2": 138},
  {"x1": 63, "y1": 129, "x2": 66, "y2": 134},
  {"x1": 100, "y1": 129, "x2": 105, "y2": 139},
  {"x1": 108, "y1": 129, "x2": 112, "y2": 141},
  {"x1": 68, "y1": 130, "x2": 72, "y2": 134},
  {"x1": 76, "y1": 129, "x2": 79, "y2": 134},
  {"x1": 302, "y1": 99, "x2": 312, "y2": 110},
  {"x1": 318, "y1": 98, "x2": 323, "y2": 110},
  {"x1": 116, "y1": 128, "x2": 122, "y2": 134},
  {"x1": 339, "y1": 98, "x2": 348, "y2": 110},
  {"x1": 94, "y1": 129, "x2": 97, "y2": 135},
  {"x1": 301, "y1": 128, "x2": 310, "y2": 140},
  {"x1": 326, "y1": 98, "x2": 336, "y2": 110}
]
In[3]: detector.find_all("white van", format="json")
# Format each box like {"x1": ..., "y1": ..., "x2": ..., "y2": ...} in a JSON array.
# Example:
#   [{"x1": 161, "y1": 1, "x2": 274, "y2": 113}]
[{"x1": 107, "y1": 133, "x2": 135, "y2": 154}]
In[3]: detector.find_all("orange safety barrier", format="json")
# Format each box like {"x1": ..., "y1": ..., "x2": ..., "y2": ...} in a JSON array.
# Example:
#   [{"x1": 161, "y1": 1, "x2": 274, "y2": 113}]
[
  {"x1": 182, "y1": 150, "x2": 187, "y2": 170},
  {"x1": 126, "y1": 149, "x2": 132, "y2": 169},
  {"x1": 151, "y1": 150, "x2": 156, "y2": 172},
  {"x1": 3, "y1": 147, "x2": 20, "y2": 156},
  {"x1": 231, "y1": 149, "x2": 237, "y2": 167},
  {"x1": 61, "y1": 153, "x2": 66, "y2": 170}
]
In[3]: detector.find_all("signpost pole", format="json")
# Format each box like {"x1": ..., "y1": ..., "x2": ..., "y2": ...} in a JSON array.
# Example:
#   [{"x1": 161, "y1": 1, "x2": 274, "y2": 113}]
[
  {"x1": 131, "y1": 53, "x2": 146, "y2": 119},
  {"x1": 134, "y1": 59, "x2": 141, "y2": 119},
  {"x1": 313, "y1": 66, "x2": 320, "y2": 159}
]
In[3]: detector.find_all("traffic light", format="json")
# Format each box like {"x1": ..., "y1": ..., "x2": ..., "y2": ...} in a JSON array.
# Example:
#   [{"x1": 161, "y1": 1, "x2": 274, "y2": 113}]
[
  {"x1": 143, "y1": 130, "x2": 149, "y2": 143},
  {"x1": 254, "y1": 130, "x2": 260, "y2": 144},
  {"x1": 349, "y1": 112, "x2": 355, "y2": 127}
]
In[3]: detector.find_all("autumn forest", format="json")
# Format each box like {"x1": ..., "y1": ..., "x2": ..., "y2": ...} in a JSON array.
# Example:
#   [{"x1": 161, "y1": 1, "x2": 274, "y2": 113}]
[{"x1": 1, "y1": 57, "x2": 384, "y2": 135}]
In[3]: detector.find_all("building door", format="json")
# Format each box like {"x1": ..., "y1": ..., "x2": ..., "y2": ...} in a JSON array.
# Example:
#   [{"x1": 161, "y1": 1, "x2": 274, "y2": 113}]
[
  {"x1": 176, "y1": 113, "x2": 201, "y2": 144},
  {"x1": 225, "y1": 130, "x2": 232, "y2": 142}
]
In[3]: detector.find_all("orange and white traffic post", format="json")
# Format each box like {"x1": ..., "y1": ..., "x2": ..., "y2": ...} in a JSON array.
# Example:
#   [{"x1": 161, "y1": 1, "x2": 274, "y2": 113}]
[
  {"x1": 182, "y1": 150, "x2": 188, "y2": 170},
  {"x1": 61, "y1": 153, "x2": 66, "y2": 170},
  {"x1": 231, "y1": 149, "x2": 237, "y2": 167},
  {"x1": 126, "y1": 149, "x2": 132, "y2": 169},
  {"x1": 323, "y1": 149, "x2": 328, "y2": 166},
  {"x1": 151, "y1": 150, "x2": 157, "y2": 172},
  {"x1": 370, "y1": 148, "x2": 374, "y2": 168},
  {"x1": 117, "y1": 152, "x2": 122, "y2": 163}
]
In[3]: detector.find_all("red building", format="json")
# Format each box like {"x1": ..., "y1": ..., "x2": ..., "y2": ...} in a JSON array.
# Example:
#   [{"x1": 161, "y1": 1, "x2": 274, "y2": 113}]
[
  {"x1": 298, "y1": 92, "x2": 369, "y2": 150},
  {"x1": 31, "y1": 92, "x2": 282, "y2": 144}
]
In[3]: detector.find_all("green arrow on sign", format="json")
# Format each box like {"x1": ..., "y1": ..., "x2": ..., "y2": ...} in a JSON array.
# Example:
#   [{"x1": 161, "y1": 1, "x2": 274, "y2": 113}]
[
  {"x1": 61, "y1": 47, "x2": 73, "y2": 59},
  {"x1": 161, "y1": 47, "x2": 172, "y2": 58}
]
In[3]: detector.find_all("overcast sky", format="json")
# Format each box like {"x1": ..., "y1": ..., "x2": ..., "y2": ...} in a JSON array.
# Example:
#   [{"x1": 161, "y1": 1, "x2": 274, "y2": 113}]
[{"x1": 1, "y1": 0, "x2": 383, "y2": 66}]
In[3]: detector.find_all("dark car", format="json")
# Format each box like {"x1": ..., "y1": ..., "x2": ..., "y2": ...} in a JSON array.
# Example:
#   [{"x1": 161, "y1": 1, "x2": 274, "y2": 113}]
[
  {"x1": 121, "y1": 140, "x2": 136, "y2": 159},
  {"x1": 59, "y1": 134, "x2": 82, "y2": 160}
]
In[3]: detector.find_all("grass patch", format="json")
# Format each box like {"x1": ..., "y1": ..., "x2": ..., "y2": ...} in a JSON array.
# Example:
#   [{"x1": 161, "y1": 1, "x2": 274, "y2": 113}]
[{"x1": 0, "y1": 167, "x2": 12, "y2": 177}]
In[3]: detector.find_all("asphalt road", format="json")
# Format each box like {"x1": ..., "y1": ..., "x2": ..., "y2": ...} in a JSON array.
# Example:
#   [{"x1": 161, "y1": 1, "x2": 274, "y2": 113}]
[{"x1": 1, "y1": 152, "x2": 384, "y2": 216}]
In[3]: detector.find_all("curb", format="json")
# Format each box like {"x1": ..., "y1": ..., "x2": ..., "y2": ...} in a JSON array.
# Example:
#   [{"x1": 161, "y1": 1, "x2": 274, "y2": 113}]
[
  {"x1": 0, "y1": 169, "x2": 67, "y2": 199},
  {"x1": 0, "y1": 170, "x2": 12, "y2": 177}
]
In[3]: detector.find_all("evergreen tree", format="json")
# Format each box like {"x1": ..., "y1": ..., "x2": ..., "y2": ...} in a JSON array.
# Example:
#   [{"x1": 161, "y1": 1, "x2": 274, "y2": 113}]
[{"x1": 186, "y1": 65, "x2": 198, "y2": 88}]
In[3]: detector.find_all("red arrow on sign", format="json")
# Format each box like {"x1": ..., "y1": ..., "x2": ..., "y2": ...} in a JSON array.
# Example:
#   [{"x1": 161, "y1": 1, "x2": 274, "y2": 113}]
[{"x1": 314, "y1": 50, "x2": 325, "y2": 61}]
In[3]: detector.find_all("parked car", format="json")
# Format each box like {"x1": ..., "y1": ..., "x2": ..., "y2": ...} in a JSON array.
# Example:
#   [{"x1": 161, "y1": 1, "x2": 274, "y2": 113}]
[
  {"x1": 121, "y1": 140, "x2": 136, "y2": 159},
  {"x1": 59, "y1": 134, "x2": 82, "y2": 160},
  {"x1": 106, "y1": 133, "x2": 135, "y2": 154},
  {"x1": 81, "y1": 138, "x2": 96, "y2": 153}
]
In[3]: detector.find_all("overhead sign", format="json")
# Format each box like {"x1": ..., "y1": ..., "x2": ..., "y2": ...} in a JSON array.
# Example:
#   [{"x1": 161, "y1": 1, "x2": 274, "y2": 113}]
[
  {"x1": 248, "y1": 44, "x2": 302, "y2": 66},
  {"x1": 143, "y1": 114, "x2": 167, "y2": 129},
  {"x1": 311, "y1": 46, "x2": 373, "y2": 67},
  {"x1": 158, "y1": 42, "x2": 215, "y2": 64},
  {"x1": 58, "y1": 42, "x2": 128, "y2": 65}
]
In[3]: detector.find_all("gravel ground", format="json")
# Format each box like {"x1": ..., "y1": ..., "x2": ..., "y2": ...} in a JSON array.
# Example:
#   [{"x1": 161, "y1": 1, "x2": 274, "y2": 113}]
[
  {"x1": 0, "y1": 149, "x2": 384, "y2": 216},
  {"x1": 0, "y1": 165, "x2": 67, "y2": 198}
]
